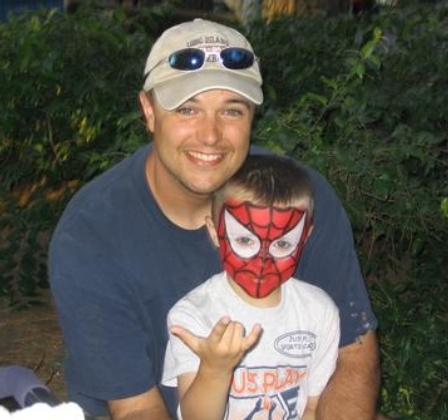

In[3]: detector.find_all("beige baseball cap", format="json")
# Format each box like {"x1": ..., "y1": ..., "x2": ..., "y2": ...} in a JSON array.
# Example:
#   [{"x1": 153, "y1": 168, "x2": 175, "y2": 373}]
[{"x1": 143, "y1": 18, "x2": 263, "y2": 110}]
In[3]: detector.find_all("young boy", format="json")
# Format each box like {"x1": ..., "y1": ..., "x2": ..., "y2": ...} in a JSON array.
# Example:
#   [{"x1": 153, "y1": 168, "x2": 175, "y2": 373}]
[{"x1": 162, "y1": 155, "x2": 340, "y2": 420}]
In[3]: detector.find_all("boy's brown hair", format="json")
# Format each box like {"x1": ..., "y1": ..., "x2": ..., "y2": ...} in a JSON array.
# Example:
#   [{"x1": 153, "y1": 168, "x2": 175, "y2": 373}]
[{"x1": 212, "y1": 155, "x2": 314, "y2": 222}]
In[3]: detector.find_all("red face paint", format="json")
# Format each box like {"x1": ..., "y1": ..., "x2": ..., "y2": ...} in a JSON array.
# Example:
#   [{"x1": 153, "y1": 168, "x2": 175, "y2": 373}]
[{"x1": 217, "y1": 200, "x2": 311, "y2": 298}]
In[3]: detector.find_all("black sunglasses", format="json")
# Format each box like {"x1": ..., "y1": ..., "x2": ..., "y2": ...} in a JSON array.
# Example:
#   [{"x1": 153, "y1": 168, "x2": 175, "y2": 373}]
[{"x1": 156, "y1": 47, "x2": 256, "y2": 72}]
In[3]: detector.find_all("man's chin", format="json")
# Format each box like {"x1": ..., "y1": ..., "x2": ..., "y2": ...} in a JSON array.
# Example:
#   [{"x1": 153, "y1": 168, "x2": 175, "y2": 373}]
[{"x1": 181, "y1": 179, "x2": 227, "y2": 198}]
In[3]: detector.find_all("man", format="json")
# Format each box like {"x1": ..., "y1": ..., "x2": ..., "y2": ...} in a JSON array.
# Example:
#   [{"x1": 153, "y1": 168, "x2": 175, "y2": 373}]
[{"x1": 49, "y1": 18, "x2": 380, "y2": 420}]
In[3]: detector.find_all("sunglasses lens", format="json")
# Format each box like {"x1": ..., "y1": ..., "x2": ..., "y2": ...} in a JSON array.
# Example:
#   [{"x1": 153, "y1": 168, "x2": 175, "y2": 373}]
[
  {"x1": 167, "y1": 48, "x2": 254, "y2": 71},
  {"x1": 221, "y1": 48, "x2": 255, "y2": 69},
  {"x1": 168, "y1": 49, "x2": 205, "y2": 70}
]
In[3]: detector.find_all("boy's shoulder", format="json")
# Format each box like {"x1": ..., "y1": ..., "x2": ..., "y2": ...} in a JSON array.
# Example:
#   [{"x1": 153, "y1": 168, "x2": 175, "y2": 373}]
[
  {"x1": 169, "y1": 272, "x2": 226, "y2": 312},
  {"x1": 287, "y1": 277, "x2": 338, "y2": 311}
]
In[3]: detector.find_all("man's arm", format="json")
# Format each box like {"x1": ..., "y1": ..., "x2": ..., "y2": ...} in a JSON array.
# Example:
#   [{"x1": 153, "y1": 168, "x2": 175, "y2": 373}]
[
  {"x1": 316, "y1": 330, "x2": 381, "y2": 420},
  {"x1": 108, "y1": 386, "x2": 171, "y2": 420}
]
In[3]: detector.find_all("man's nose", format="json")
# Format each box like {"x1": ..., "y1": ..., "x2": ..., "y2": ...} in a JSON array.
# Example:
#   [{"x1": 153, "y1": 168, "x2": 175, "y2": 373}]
[{"x1": 197, "y1": 115, "x2": 221, "y2": 145}]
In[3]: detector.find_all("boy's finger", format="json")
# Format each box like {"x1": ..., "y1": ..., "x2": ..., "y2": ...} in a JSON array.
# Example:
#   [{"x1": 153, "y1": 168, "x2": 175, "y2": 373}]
[
  {"x1": 243, "y1": 323, "x2": 263, "y2": 351},
  {"x1": 222, "y1": 321, "x2": 247, "y2": 350},
  {"x1": 170, "y1": 325, "x2": 201, "y2": 353},
  {"x1": 208, "y1": 316, "x2": 232, "y2": 343}
]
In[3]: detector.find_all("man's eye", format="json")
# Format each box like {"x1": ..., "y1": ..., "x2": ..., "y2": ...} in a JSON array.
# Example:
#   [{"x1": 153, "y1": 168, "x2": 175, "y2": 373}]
[
  {"x1": 225, "y1": 108, "x2": 243, "y2": 116},
  {"x1": 176, "y1": 107, "x2": 195, "y2": 115}
]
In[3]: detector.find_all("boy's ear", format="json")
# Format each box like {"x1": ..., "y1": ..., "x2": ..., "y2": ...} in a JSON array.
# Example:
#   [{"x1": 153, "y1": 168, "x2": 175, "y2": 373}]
[
  {"x1": 307, "y1": 225, "x2": 314, "y2": 239},
  {"x1": 205, "y1": 216, "x2": 219, "y2": 247}
]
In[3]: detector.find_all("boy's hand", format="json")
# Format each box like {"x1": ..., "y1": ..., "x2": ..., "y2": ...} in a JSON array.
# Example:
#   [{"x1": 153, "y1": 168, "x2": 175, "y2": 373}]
[{"x1": 170, "y1": 316, "x2": 262, "y2": 375}]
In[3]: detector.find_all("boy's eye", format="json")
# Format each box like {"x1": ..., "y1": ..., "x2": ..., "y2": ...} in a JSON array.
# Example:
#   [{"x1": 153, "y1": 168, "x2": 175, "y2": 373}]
[
  {"x1": 269, "y1": 239, "x2": 295, "y2": 259},
  {"x1": 268, "y1": 216, "x2": 307, "y2": 258},
  {"x1": 235, "y1": 236, "x2": 254, "y2": 246},
  {"x1": 224, "y1": 210, "x2": 261, "y2": 259},
  {"x1": 274, "y1": 240, "x2": 292, "y2": 250}
]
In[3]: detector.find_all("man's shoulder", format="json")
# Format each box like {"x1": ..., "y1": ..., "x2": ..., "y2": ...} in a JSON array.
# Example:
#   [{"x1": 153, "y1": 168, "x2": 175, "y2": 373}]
[
  {"x1": 75, "y1": 145, "x2": 148, "y2": 200},
  {"x1": 57, "y1": 146, "x2": 149, "y2": 227},
  {"x1": 49, "y1": 146, "x2": 154, "y2": 262}
]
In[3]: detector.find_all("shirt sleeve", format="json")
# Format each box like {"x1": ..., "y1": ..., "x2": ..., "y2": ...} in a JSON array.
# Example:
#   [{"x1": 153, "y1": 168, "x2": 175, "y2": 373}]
[
  {"x1": 307, "y1": 298, "x2": 340, "y2": 396},
  {"x1": 162, "y1": 303, "x2": 205, "y2": 387},
  {"x1": 49, "y1": 229, "x2": 156, "y2": 404}
]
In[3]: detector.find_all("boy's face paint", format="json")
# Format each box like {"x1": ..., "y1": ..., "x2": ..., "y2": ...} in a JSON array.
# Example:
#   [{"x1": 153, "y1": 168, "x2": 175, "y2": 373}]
[{"x1": 217, "y1": 200, "x2": 311, "y2": 298}]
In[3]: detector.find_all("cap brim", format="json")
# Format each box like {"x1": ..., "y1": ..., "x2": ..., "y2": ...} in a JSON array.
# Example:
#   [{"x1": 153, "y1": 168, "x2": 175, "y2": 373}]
[{"x1": 152, "y1": 70, "x2": 263, "y2": 110}]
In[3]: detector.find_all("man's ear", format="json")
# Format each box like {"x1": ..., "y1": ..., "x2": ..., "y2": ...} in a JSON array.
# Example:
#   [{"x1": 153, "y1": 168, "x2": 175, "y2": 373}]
[
  {"x1": 139, "y1": 90, "x2": 155, "y2": 133},
  {"x1": 205, "y1": 216, "x2": 219, "y2": 247}
]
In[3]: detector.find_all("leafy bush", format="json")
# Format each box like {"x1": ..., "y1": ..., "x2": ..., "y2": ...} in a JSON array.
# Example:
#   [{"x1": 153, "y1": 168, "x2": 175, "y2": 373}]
[
  {"x1": 370, "y1": 247, "x2": 448, "y2": 419},
  {"x1": 0, "y1": 3, "x2": 447, "y2": 418},
  {"x1": 0, "y1": 3, "x2": 171, "y2": 306}
]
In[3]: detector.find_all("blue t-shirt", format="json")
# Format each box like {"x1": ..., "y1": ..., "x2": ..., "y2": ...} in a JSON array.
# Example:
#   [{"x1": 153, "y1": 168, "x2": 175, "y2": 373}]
[{"x1": 49, "y1": 144, "x2": 377, "y2": 417}]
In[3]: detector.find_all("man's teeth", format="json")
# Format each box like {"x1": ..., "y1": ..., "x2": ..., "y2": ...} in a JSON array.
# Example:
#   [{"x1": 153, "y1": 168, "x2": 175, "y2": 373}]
[{"x1": 189, "y1": 151, "x2": 221, "y2": 161}]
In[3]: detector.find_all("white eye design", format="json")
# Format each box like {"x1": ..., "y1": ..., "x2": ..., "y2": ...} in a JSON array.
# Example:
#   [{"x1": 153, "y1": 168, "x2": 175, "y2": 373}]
[
  {"x1": 269, "y1": 214, "x2": 306, "y2": 259},
  {"x1": 224, "y1": 210, "x2": 261, "y2": 259}
]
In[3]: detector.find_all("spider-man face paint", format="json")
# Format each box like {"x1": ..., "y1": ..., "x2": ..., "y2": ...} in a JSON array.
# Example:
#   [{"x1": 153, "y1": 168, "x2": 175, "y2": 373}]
[{"x1": 217, "y1": 200, "x2": 311, "y2": 298}]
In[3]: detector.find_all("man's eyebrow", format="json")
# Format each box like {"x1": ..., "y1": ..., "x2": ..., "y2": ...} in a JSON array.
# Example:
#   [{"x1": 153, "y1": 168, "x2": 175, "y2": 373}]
[
  {"x1": 183, "y1": 96, "x2": 253, "y2": 109},
  {"x1": 225, "y1": 98, "x2": 253, "y2": 109}
]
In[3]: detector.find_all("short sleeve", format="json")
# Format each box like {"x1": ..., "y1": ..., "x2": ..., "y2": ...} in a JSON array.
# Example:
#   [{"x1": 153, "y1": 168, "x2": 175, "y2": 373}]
[
  {"x1": 307, "y1": 298, "x2": 340, "y2": 396},
  {"x1": 49, "y1": 230, "x2": 156, "y2": 414}
]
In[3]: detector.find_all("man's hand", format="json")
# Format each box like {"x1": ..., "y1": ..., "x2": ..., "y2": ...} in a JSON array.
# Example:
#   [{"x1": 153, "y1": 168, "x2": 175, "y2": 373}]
[
  {"x1": 108, "y1": 386, "x2": 171, "y2": 420},
  {"x1": 170, "y1": 316, "x2": 262, "y2": 376},
  {"x1": 316, "y1": 330, "x2": 381, "y2": 420}
]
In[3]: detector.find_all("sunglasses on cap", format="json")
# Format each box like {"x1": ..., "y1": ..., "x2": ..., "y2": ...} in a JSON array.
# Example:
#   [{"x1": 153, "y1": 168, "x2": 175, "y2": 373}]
[{"x1": 152, "y1": 47, "x2": 257, "y2": 73}]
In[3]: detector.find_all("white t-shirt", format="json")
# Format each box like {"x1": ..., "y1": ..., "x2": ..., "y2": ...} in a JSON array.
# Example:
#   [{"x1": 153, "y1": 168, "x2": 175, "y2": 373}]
[{"x1": 163, "y1": 272, "x2": 340, "y2": 419}]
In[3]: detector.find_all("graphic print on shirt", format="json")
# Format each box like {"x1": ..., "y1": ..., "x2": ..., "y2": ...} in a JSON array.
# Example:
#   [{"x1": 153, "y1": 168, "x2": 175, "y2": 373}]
[{"x1": 225, "y1": 363, "x2": 308, "y2": 419}]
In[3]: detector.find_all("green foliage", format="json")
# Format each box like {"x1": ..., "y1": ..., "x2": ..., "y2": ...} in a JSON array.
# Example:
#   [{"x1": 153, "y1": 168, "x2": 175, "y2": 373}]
[
  {"x1": 0, "y1": 3, "x2": 447, "y2": 418},
  {"x1": 442, "y1": 197, "x2": 448, "y2": 218},
  {"x1": 0, "y1": 6, "x2": 152, "y2": 186},
  {"x1": 0, "y1": 3, "x2": 171, "y2": 305},
  {"x1": 371, "y1": 245, "x2": 448, "y2": 419}
]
